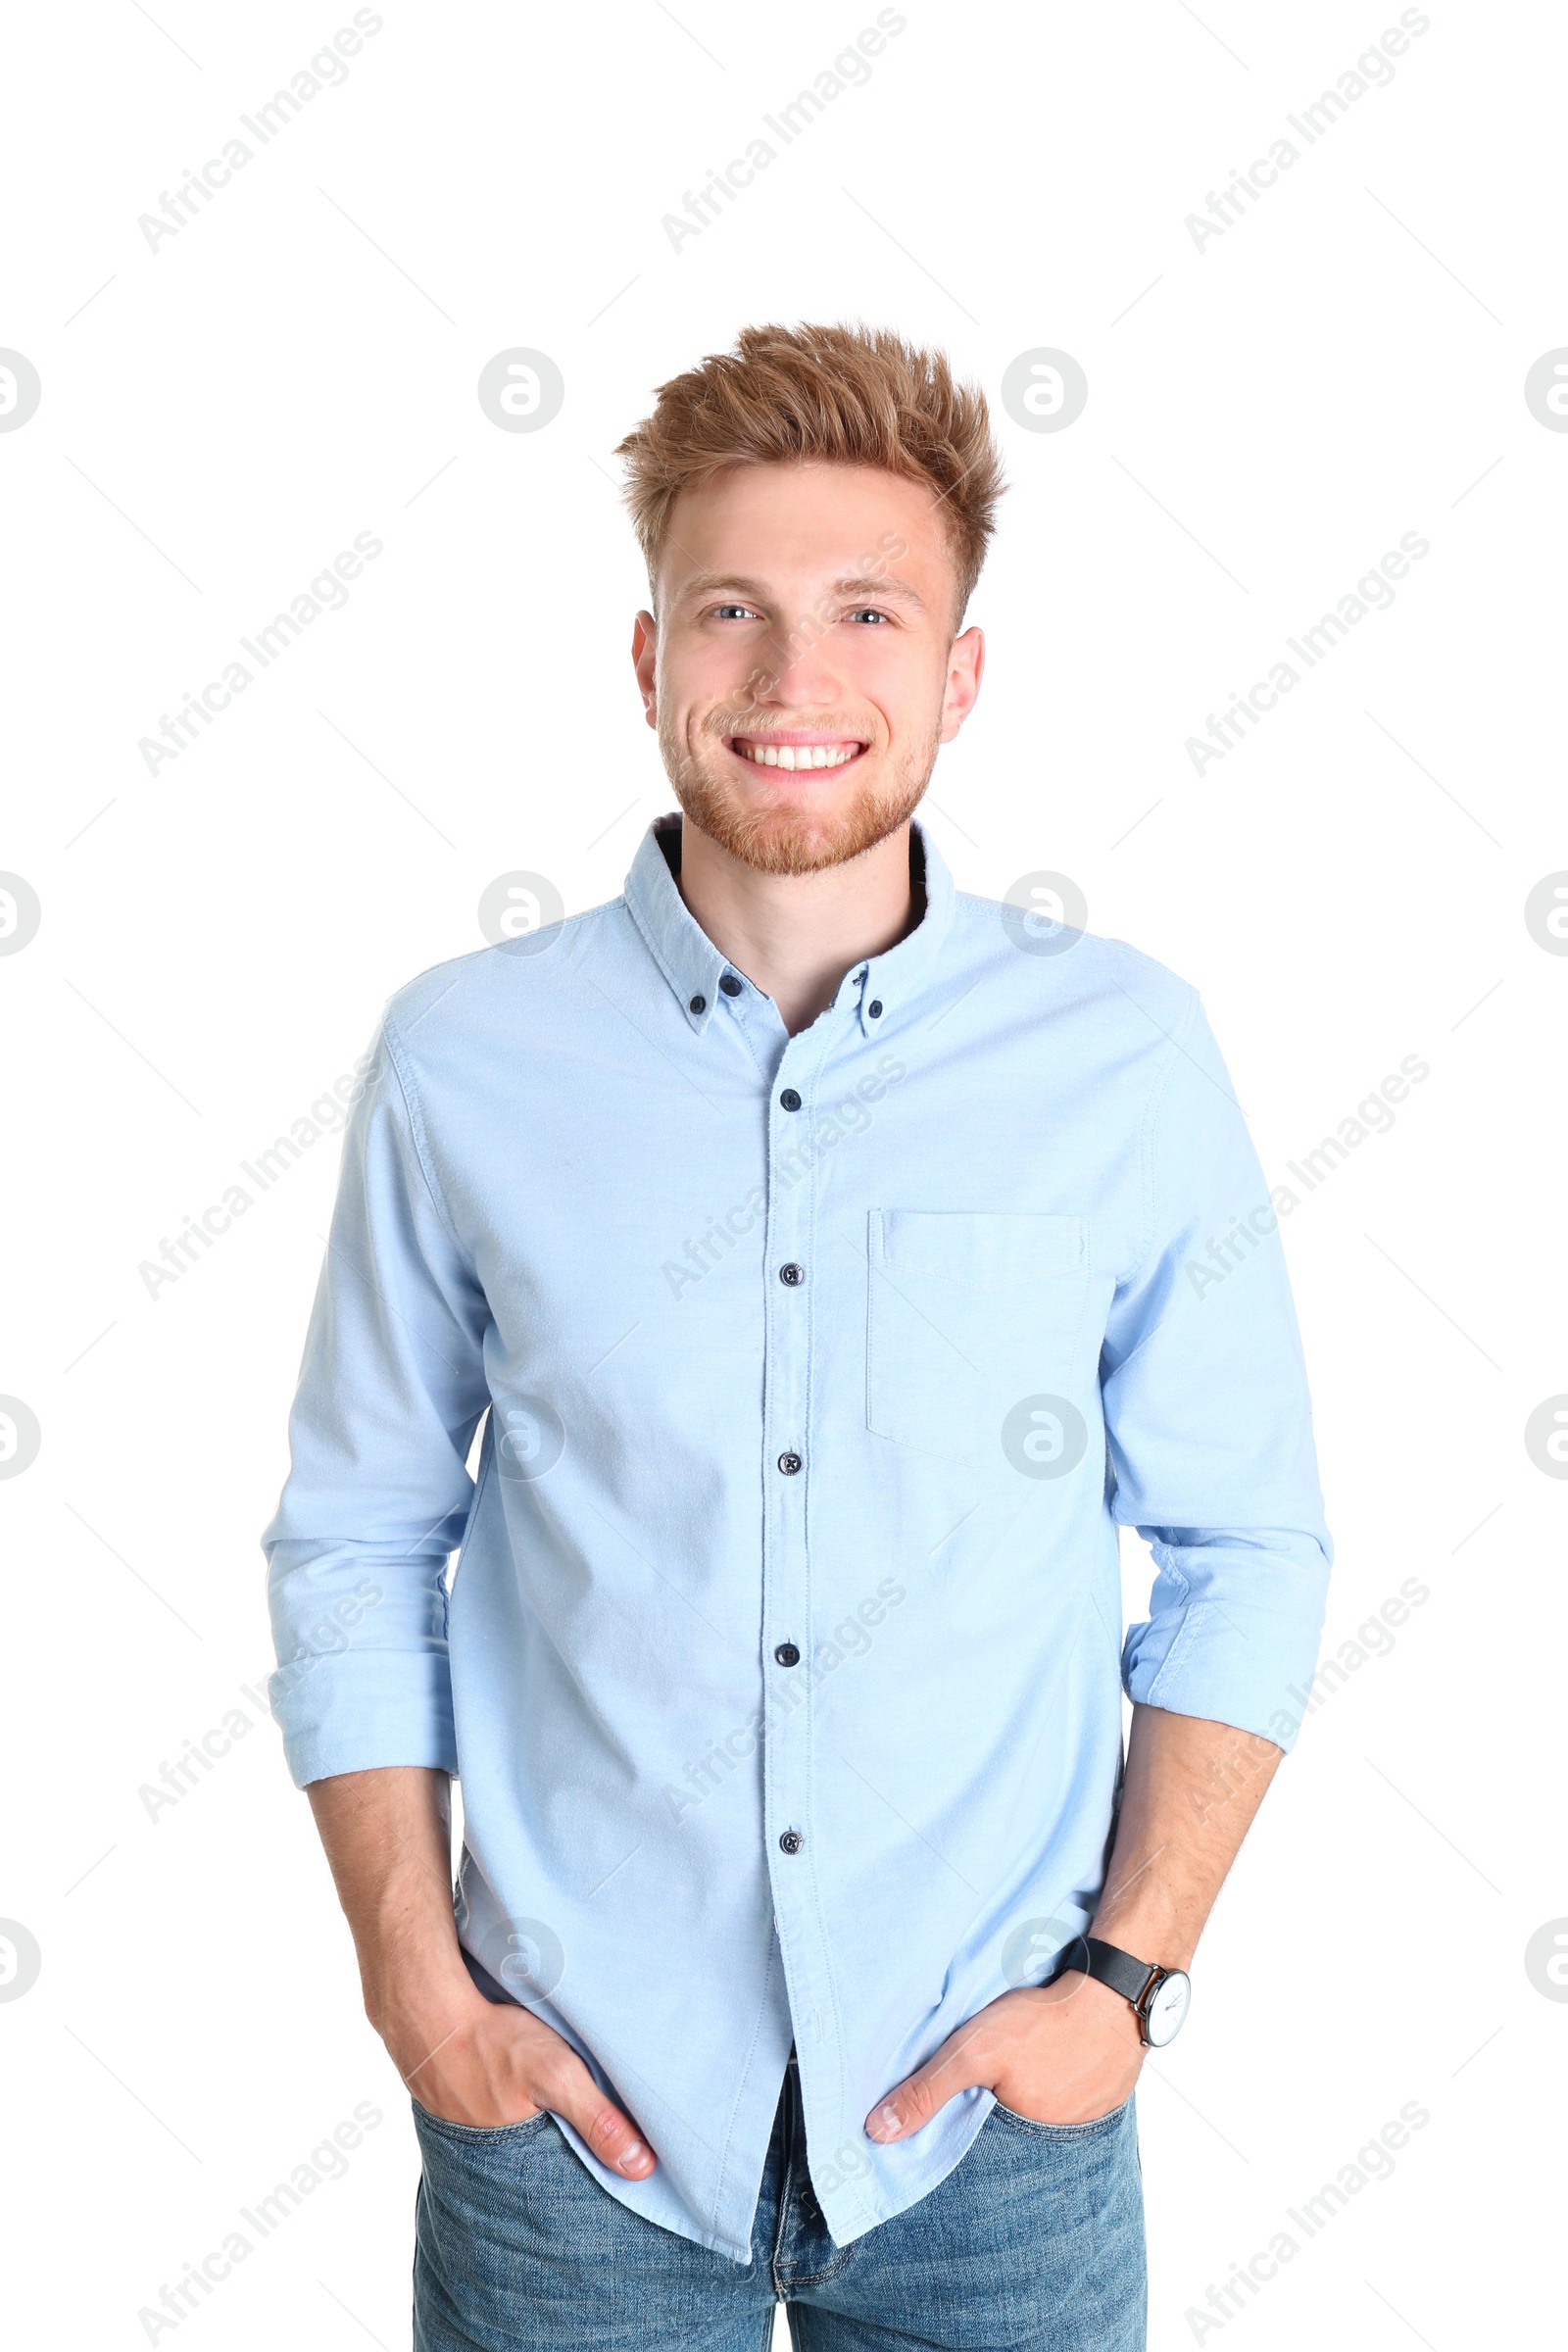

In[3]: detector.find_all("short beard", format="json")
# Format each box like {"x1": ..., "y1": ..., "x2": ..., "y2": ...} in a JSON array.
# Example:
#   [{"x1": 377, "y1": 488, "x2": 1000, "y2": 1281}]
[{"x1": 660, "y1": 715, "x2": 941, "y2": 877}]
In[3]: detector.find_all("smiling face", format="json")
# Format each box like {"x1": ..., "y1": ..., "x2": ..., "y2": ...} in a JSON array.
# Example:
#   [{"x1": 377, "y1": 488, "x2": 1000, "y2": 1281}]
[{"x1": 632, "y1": 462, "x2": 983, "y2": 875}]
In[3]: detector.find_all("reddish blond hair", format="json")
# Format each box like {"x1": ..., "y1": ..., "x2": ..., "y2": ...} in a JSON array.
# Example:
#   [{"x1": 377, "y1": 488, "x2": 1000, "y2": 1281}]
[{"x1": 614, "y1": 320, "x2": 1005, "y2": 626}]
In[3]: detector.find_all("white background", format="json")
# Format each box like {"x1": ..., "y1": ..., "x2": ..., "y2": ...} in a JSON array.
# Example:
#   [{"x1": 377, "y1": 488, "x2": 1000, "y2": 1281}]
[{"x1": 2, "y1": 2, "x2": 1563, "y2": 2345}]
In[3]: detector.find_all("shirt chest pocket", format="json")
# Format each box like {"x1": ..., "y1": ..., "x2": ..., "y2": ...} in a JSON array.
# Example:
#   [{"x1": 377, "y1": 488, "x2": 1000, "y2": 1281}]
[{"x1": 866, "y1": 1210, "x2": 1094, "y2": 1467}]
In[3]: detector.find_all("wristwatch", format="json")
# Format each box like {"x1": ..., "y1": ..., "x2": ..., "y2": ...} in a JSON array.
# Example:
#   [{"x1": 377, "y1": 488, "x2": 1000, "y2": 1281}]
[{"x1": 1054, "y1": 1935, "x2": 1192, "y2": 2048}]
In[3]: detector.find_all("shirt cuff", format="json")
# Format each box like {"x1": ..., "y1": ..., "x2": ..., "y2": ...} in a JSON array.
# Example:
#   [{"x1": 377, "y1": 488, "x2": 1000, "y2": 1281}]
[
  {"x1": 1121, "y1": 1568, "x2": 1328, "y2": 1752},
  {"x1": 269, "y1": 1650, "x2": 459, "y2": 1788}
]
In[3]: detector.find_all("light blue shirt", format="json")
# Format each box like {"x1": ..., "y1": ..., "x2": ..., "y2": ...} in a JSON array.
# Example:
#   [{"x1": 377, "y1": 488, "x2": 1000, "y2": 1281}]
[{"x1": 264, "y1": 814, "x2": 1331, "y2": 2259}]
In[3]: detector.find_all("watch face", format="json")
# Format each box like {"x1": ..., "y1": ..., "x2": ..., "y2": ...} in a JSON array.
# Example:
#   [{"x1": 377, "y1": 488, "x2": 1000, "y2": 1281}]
[{"x1": 1143, "y1": 1970, "x2": 1191, "y2": 2047}]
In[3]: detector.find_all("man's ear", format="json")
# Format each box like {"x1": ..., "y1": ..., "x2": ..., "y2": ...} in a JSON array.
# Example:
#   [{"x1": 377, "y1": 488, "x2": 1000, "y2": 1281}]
[
  {"x1": 631, "y1": 611, "x2": 659, "y2": 728},
  {"x1": 939, "y1": 625, "x2": 985, "y2": 743}
]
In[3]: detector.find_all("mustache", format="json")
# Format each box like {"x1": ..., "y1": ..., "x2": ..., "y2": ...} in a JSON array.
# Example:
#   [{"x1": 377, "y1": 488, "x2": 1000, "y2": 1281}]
[{"x1": 701, "y1": 709, "x2": 874, "y2": 742}]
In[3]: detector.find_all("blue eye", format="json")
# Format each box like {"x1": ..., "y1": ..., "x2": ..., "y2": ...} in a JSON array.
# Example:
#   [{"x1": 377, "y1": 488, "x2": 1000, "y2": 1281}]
[
  {"x1": 848, "y1": 608, "x2": 889, "y2": 624},
  {"x1": 713, "y1": 604, "x2": 755, "y2": 621}
]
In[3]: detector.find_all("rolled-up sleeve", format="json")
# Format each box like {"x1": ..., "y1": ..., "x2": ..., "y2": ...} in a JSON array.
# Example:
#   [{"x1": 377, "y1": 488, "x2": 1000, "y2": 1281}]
[
  {"x1": 1105, "y1": 985, "x2": 1332, "y2": 1750},
  {"x1": 261, "y1": 1017, "x2": 491, "y2": 1788}
]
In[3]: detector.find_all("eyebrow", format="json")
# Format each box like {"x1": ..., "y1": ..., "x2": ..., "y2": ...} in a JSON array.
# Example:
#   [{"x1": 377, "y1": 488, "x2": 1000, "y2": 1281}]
[{"x1": 675, "y1": 570, "x2": 928, "y2": 612}]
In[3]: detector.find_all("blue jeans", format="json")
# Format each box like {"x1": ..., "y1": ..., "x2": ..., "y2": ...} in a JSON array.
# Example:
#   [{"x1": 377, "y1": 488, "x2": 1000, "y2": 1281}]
[{"x1": 413, "y1": 2054, "x2": 1146, "y2": 2349}]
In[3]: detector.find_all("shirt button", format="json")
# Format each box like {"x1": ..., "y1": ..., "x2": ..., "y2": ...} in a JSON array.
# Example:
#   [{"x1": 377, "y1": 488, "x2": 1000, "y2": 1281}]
[
  {"x1": 689, "y1": 994, "x2": 707, "y2": 1014},
  {"x1": 777, "y1": 1450, "x2": 803, "y2": 1475},
  {"x1": 779, "y1": 1830, "x2": 804, "y2": 1855},
  {"x1": 719, "y1": 974, "x2": 743, "y2": 997},
  {"x1": 867, "y1": 1000, "x2": 883, "y2": 1019},
  {"x1": 778, "y1": 1262, "x2": 804, "y2": 1286},
  {"x1": 774, "y1": 1642, "x2": 801, "y2": 1667},
  {"x1": 779, "y1": 1088, "x2": 802, "y2": 1111}
]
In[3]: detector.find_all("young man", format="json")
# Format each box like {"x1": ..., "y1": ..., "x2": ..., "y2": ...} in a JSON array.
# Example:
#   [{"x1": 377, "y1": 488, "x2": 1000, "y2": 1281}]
[{"x1": 265, "y1": 322, "x2": 1331, "y2": 2349}]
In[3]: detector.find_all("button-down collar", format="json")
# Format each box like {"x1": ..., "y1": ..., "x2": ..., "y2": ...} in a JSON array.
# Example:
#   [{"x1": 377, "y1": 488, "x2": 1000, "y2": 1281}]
[
  {"x1": 622, "y1": 816, "x2": 730, "y2": 1030},
  {"x1": 623, "y1": 811, "x2": 956, "y2": 1038}
]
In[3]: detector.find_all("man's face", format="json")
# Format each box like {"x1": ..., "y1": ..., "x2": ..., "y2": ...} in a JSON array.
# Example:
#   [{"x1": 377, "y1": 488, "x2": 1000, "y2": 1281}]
[{"x1": 631, "y1": 462, "x2": 983, "y2": 875}]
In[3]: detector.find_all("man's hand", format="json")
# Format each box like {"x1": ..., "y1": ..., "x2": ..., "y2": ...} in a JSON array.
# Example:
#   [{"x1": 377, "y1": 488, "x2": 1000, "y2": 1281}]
[
  {"x1": 383, "y1": 1977, "x2": 657, "y2": 2178},
  {"x1": 865, "y1": 1970, "x2": 1143, "y2": 2142},
  {"x1": 306, "y1": 1765, "x2": 656, "y2": 2180},
  {"x1": 864, "y1": 1706, "x2": 1284, "y2": 2144}
]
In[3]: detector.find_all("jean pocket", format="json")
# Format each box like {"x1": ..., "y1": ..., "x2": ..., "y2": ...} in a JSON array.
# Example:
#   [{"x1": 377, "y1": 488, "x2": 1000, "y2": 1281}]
[
  {"x1": 866, "y1": 1209, "x2": 1096, "y2": 1468},
  {"x1": 988, "y1": 2092, "x2": 1133, "y2": 2140},
  {"x1": 412, "y1": 2098, "x2": 553, "y2": 2145}
]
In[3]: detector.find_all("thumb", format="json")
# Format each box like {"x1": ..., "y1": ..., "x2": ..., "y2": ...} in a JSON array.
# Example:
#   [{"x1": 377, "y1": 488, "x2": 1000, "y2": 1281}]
[
  {"x1": 554, "y1": 2052, "x2": 659, "y2": 2179},
  {"x1": 864, "y1": 2016, "x2": 991, "y2": 2145}
]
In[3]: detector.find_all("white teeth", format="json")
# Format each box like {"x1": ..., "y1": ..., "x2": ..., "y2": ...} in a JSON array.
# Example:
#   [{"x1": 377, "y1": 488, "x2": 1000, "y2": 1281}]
[{"x1": 735, "y1": 742, "x2": 858, "y2": 769}]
